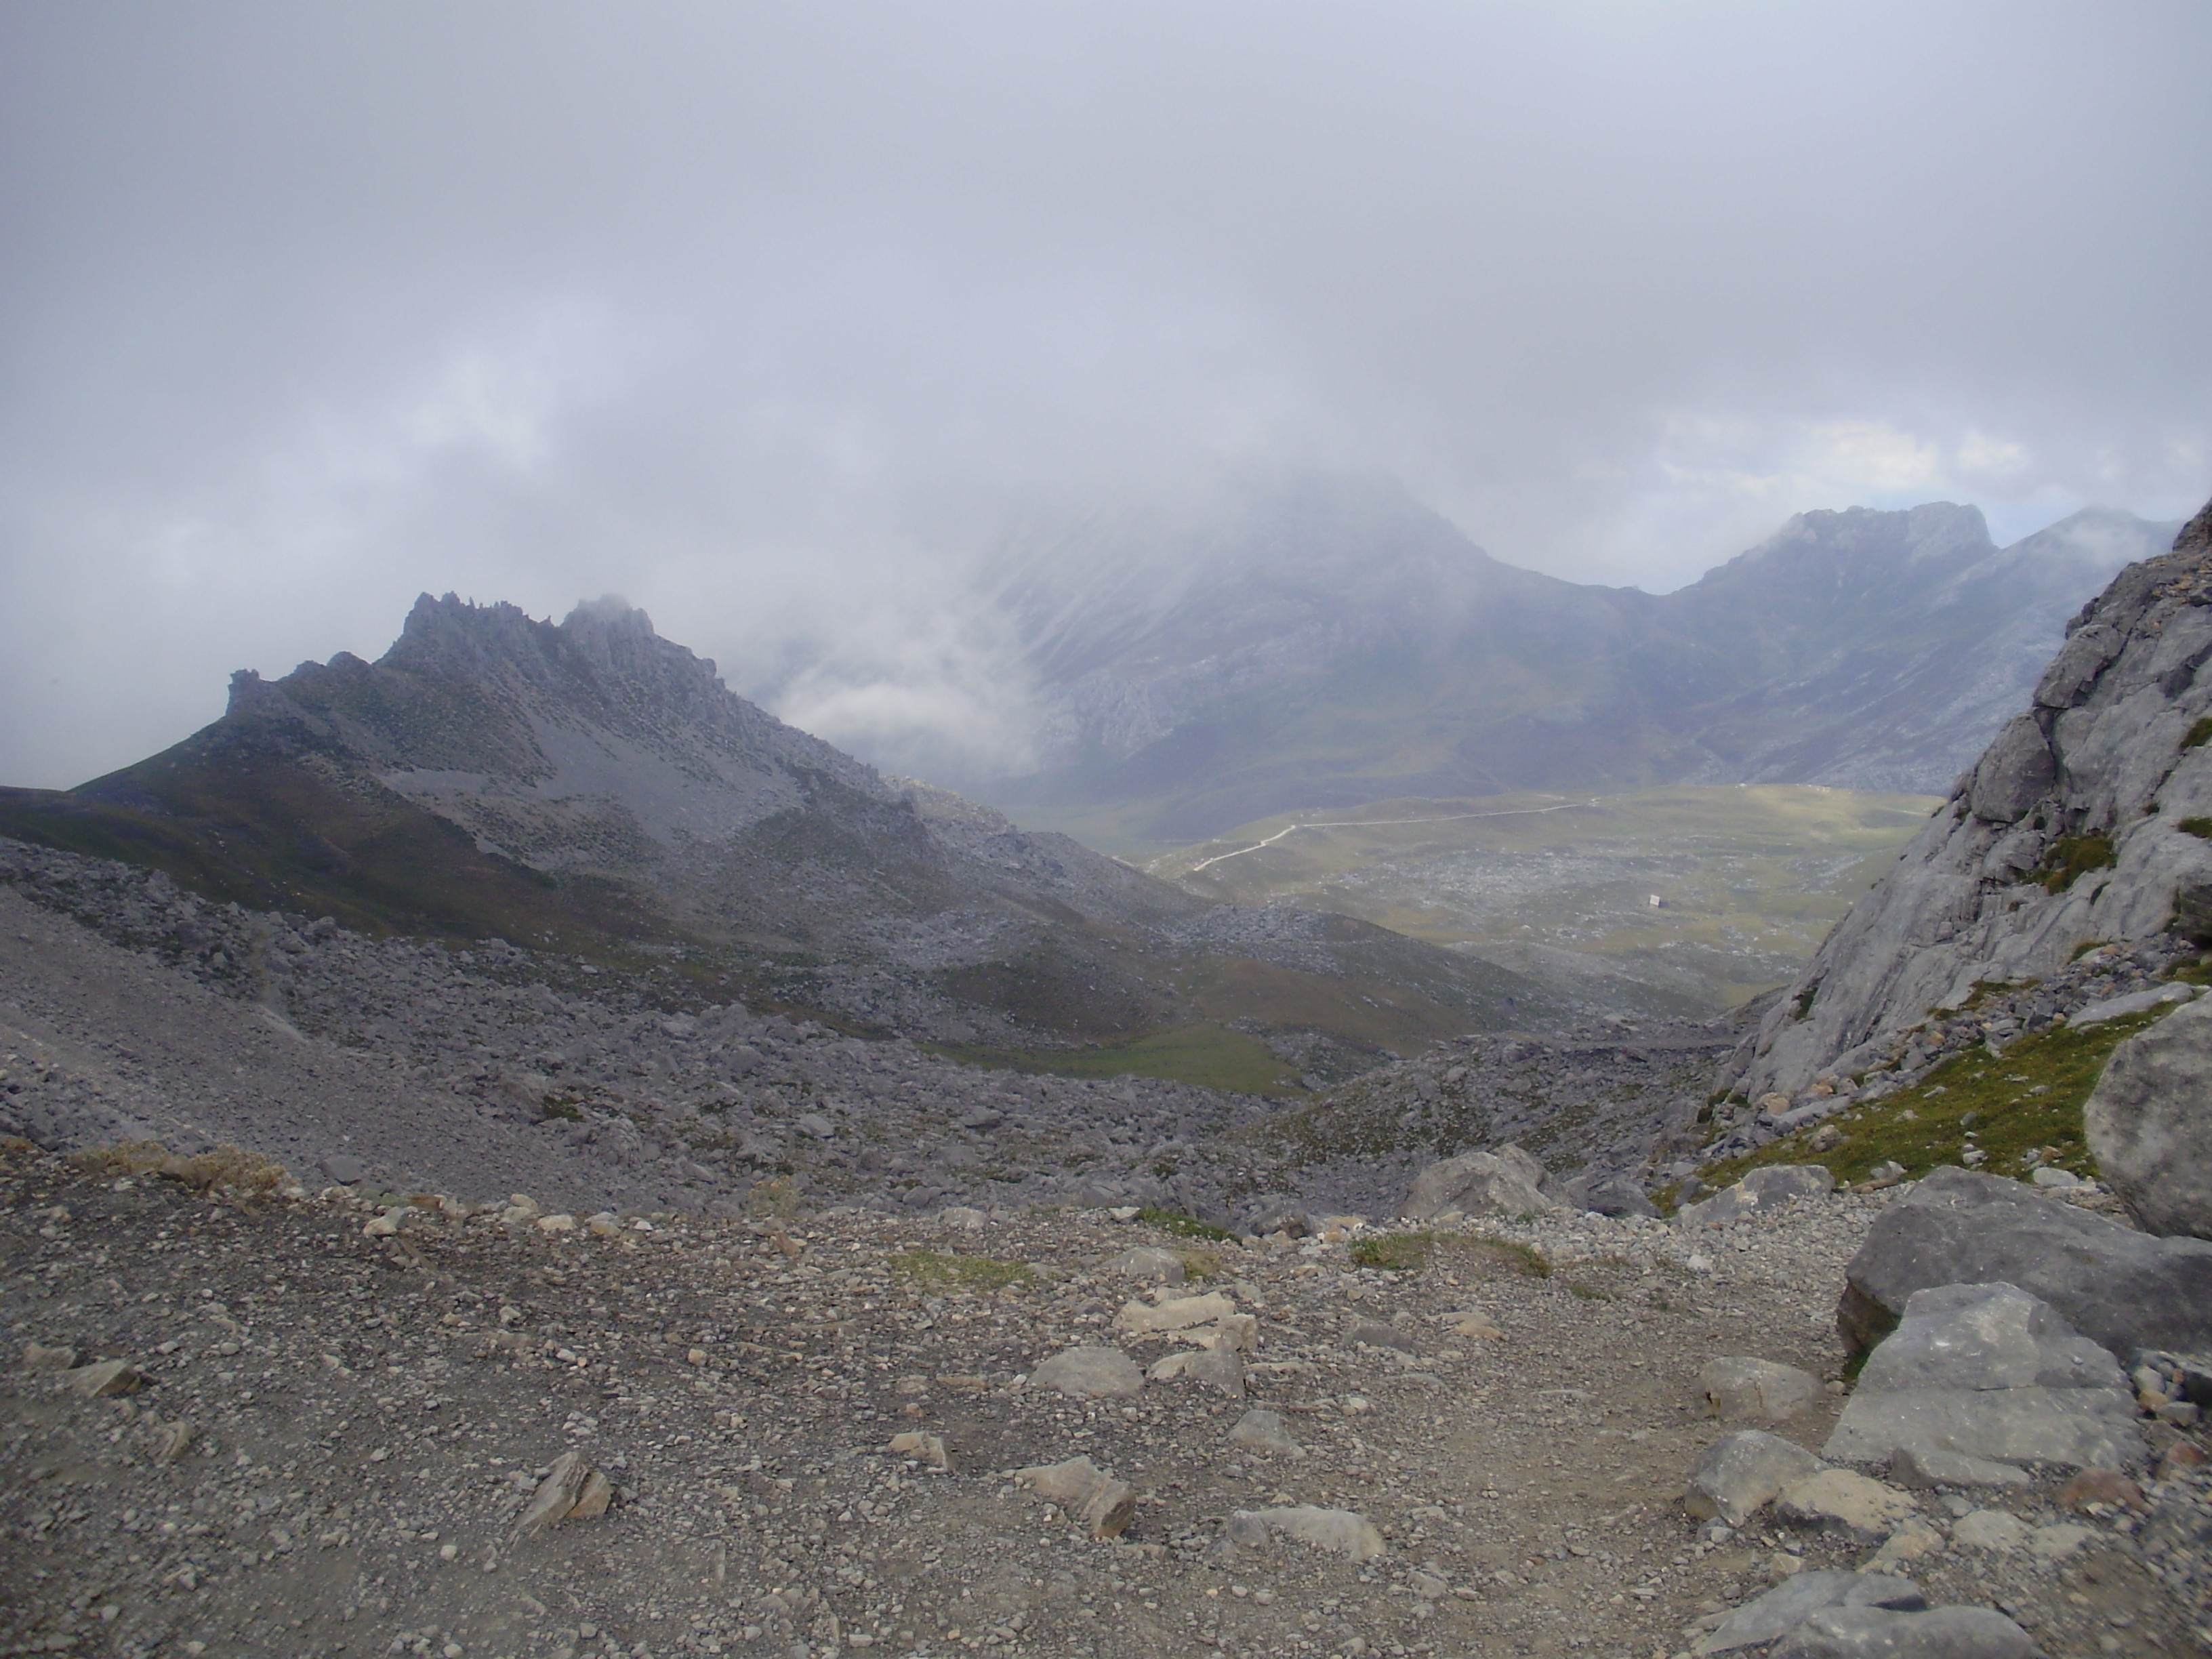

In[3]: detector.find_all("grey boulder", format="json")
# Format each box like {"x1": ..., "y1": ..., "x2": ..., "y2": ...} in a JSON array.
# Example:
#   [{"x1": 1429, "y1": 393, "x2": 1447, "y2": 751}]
[
  {"x1": 1401, "y1": 1143, "x2": 1559, "y2": 1221},
  {"x1": 1678, "y1": 1164, "x2": 1835, "y2": 1229},
  {"x1": 1694, "y1": 1570, "x2": 1925, "y2": 1655},
  {"x1": 1838, "y1": 1166, "x2": 2212, "y2": 1361},
  {"x1": 2085, "y1": 992, "x2": 2212, "y2": 1237},
  {"x1": 1771, "y1": 1605, "x2": 2039, "y2": 1659},
  {"x1": 1825, "y1": 1282, "x2": 2142, "y2": 1474}
]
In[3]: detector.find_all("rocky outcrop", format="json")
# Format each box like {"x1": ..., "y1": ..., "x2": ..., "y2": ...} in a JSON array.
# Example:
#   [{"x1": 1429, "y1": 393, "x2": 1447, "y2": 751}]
[
  {"x1": 1739, "y1": 498, "x2": 2212, "y2": 1099},
  {"x1": 1824, "y1": 1283, "x2": 2143, "y2": 1475},
  {"x1": 2085, "y1": 992, "x2": 2212, "y2": 1238},
  {"x1": 1838, "y1": 1167, "x2": 2212, "y2": 1363}
]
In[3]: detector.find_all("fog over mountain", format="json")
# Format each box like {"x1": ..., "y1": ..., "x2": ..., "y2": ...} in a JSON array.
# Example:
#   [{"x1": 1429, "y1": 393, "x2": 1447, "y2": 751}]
[
  {"x1": 3, "y1": 4, "x2": 2209, "y2": 790},
  {"x1": 762, "y1": 476, "x2": 2179, "y2": 841}
]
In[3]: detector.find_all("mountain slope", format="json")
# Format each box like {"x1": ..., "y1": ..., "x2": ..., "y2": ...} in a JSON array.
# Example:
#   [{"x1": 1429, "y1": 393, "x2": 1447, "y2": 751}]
[
  {"x1": 1733, "y1": 496, "x2": 2212, "y2": 1098},
  {"x1": 0, "y1": 593, "x2": 1574, "y2": 1058},
  {"x1": 964, "y1": 477, "x2": 2177, "y2": 844}
]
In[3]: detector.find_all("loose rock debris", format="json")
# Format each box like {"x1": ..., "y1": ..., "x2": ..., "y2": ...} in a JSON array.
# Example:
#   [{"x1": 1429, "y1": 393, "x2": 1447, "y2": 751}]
[{"x1": 6, "y1": 1148, "x2": 2212, "y2": 1659}]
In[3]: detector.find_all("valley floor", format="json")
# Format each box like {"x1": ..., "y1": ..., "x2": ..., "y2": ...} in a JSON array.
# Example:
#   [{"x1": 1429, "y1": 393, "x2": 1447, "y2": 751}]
[{"x1": 5, "y1": 1151, "x2": 2203, "y2": 1659}]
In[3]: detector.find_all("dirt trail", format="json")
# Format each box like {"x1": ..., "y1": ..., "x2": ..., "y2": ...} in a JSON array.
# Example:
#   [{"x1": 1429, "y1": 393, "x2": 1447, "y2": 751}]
[{"x1": 5, "y1": 1149, "x2": 2203, "y2": 1659}]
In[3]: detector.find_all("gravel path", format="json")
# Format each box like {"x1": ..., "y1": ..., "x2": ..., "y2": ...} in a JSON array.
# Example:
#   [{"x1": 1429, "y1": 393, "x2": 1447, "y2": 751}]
[{"x1": 7, "y1": 1150, "x2": 2206, "y2": 1659}]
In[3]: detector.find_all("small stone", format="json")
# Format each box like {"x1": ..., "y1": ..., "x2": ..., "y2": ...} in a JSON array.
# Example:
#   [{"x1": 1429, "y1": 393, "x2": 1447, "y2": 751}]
[
  {"x1": 1185, "y1": 1346, "x2": 1246, "y2": 1397},
  {"x1": 888, "y1": 1431, "x2": 951, "y2": 1471},
  {"x1": 1866, "y1": 1516, "x2": 1946, "y2": 1571},
  {"x1": 1774, "y1": 1469, "x2": 1917, "y2": 1538},
  {"x1": 939, "y1": 1206, "x2": 987, "y2": 1230},
  {"x1": 1347, "y1": 1317, "x2": 1420, "y2": 1354},
  {"x1": 363, "y1": 1208, "x2": 405, "y2": 1237},
  {"x1": 2057, "y1": 1468, "x2": 2147, "y2": 1513},
  {"x1": 502, "y1": 1194, "x2": 541, "y2": 1222},
  {"x1": 66, "y1": 1359, "x2": 143, "y2": 1397},
  {"x1": 322, "y1": 1153, "x2": 367, "y2": 1184},
  {"x1": 515, "y1": 1450, "x2": 609, "y2": 1534},
  {"x1": 1113, "y1": 1292, "x2": 1233, "y2": 1336},
  {"x1": 1227, "y1": 1409, "x2": 1304, "y2": 1457},
  {"x1": 1948, "y1": 1510, "x2": 2029, "y2": 1553},
  {"x1": 1685, "y1": 1431, "x2": 1825, "y2": 1528},
  {"x1": 1408, "y1": 1570, "x2": 1448, "y2": 1599},
  {"x1": 796, "y1": 1112, "x2": 835, "y2": 1139},
  {"x1": 1701, "y1": 1357, "x2": 1822, "y2": 1422},
  {"x1": 1236, "y1": 1504, "x2": 1385, "y2": 1560},
  {"x1": 2028, "y1": 1523, "x2": 2093, "y2": 1560},
  {"x1": 1107, "y1": 1205, "x2": 1141, "y2": 1221},
  {"x1": 21, "y1": 1341, "x2": 79, "y2": 1372},
  {"x1": 1028, "y1": 1347, "x2": 1143, "y2": 1399},
  {"x1": 586, "y1": 1212, "x2": 622, "y2": 1237},
  {"x1": 154, "y1": 1420, "x2": 195, "y2": 1463},
  {"x1": 1449, "y1": 1309, "x2": 1504, "y2": 1340},
  {"x1": 2031, "y1": 1166, "x2": 2082, "y2": 1189},
  {"x1": 569, "y1": 1470, "x2": 613, "y2": 1520},
  {"x1": 2156, "y1": 1398, "x2": 2203, "y2": 1427},
  {"x1": 536, "y1": 1213, "x2": 576, "y2": 1233},
  {"x1": 2158, "y1": 1441, "x2": 2209, "y2": 1478},
  {"x1": 1105, "y1": 1247, "x2": 1185, "y2": 1284},
  {"x1": 1015, "y1": 1456, "x2": 1134, "y2": 1538}
]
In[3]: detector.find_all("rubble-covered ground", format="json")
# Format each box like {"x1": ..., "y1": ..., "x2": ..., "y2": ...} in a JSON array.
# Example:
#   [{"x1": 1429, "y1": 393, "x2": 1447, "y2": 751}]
[
  {"x1": 5, "y1": 1147, "x2": 2207, "y2": 1659},
  {"x1": 0, "y1": 838, "x2": 1729, "y2": 1227}
]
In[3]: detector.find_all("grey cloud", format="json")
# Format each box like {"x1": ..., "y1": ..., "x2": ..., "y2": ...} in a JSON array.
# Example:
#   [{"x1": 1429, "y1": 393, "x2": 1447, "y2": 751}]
[{"x1": 3, "y1": 1, "x2": 2208, "y2": 785}]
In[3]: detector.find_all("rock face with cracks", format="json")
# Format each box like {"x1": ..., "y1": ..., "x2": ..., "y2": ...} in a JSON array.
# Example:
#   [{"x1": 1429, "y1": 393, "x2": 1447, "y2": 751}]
[
  {"x1": 1826, "y1": 1281, "x2": 2144, "y2": 1474},
  {"x1": 2086, "y1": 991, "x2": 2212, "y2": 1239},
  {"x1": 1740, "y1": 497, "x2": 2212, "y2": 1099}
]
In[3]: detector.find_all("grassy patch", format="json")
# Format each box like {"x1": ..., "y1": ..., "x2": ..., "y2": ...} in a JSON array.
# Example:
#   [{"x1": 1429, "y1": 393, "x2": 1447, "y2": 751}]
[
  {"x1": 888, "y1": 1249, "x2": 1034, "y2": 1294},
  {"x1": 1136, "y1": 1206, "x2": 1236, "y2": 1242},
  {"x1": 539, "y1": 1099, "x2": 583, "y2": 1122},
  {"x1": 2180, "y1": 818, "x2": 2212, "y2": 840},
  {"x1": 72, "y1": 1141, "x2": 291, "y2": 1198},
  {"x1": 1567, "y1": 1282, "x2": 1614, "y2": 1301},
  {"x1": 2186, "y1": 716, "x2": 2212, "y2": 750},
  {"x1": 1173, "y1": 1246, "x2": 1229, "y2": 1281},
  {"x1": 1700, "y1": 1005, "x2": 2181, "y2": 1191},
  {"x1": 1351, "y1": 1232, "x2": 1436, "y2": 1273},
  {"x1": 2039, "y1": 834, "x2": 2116, "y2": 893},
  {"x1": 928, "y1": 1022, "x2": 1302, "y2": 1097}
]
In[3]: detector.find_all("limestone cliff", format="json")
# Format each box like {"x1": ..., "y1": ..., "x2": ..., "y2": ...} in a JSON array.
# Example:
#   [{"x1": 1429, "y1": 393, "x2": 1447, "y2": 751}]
[{"x1": 1739, "y1": 497, "x2": 2212, "y2": 1099}]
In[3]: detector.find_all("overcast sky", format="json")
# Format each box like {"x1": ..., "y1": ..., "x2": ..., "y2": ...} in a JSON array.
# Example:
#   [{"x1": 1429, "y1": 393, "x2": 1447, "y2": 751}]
[{"x1": 3, "y1": 1, "x2": 2209, "y2": 788}]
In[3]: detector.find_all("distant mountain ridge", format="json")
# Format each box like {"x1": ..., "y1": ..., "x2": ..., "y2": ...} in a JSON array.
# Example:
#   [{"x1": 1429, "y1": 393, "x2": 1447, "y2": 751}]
[
  {"x1": 963, "y1": 478, "x2": 2179, "y2": 843},
  {"x1": 0, "y1": 593, "x2": 1580, "y2": 1059}
]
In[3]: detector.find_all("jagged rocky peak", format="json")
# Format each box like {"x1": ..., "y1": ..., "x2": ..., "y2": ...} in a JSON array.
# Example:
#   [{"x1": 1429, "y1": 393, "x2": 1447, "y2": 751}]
[{"x1": 1738, "y1": 494, "x2": 2212, "y2": 1099}]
